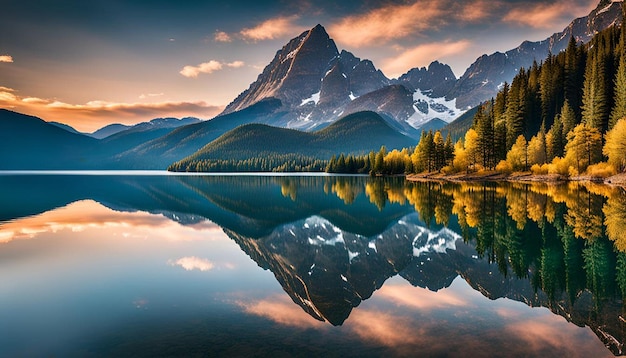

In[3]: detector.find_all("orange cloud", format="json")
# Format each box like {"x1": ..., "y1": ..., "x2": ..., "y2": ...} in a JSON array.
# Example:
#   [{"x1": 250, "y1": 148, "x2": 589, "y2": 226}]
[
  {"x1": 180, "y1": 60, "x2": 224, "y2": 78},
  {"x1": 168, "y1": 256, "x2": 215, "y2": 271},
  {"x1": 180, "y1": 60, "x2": 245, "y2": 78},
  {"x1": 0, "y1": 86, "x2": 223, "y2": 132},
  {"x1": 0, "y1": 200, "x2": 222, "y2": 244},
  {"x1": 329, "y1": 1, "x2": 445, "y2": 48},
  {"x1": 240, "y1": 15, "x2": 304, "y2": 41},
  {"x1": 457, "y1": 0, "x2": 494, "y2": 22},
  {"x1": 503, "y1": 1, "x2": 598, "y2": 29},
  {"x1": 502, "y1": 314, "x2": 607, "y2": 356},
  {"x1": 238, "y1": 294, "x2": 326, "y2": 329},
  {"x1": 376, "y1": 283, "x2": 469, "y2": 310},
  {"x1": 329, "y1": 1, "x2": 489, "y2": 48},
  {"x1": 381, "y1": 40, "x2": 471, "y2": 78},
  {"x1": 214, "y1": 30, "x2": 232, "y2": 43},
  {"x1": 0, "y1": 55, "x2": 13, "y2": 63}
]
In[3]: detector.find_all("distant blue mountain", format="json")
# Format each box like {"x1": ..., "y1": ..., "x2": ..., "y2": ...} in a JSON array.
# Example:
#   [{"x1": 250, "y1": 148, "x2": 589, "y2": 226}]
[
  {"x1": 0, "y1": 109, "x2": 99, "y2": 169},
  {"x1": 89, "y1": 116, "x2": 201, "y2": 139},
  {"x1": 49, "y1": 121, "x2": 84, "y2": 135}
]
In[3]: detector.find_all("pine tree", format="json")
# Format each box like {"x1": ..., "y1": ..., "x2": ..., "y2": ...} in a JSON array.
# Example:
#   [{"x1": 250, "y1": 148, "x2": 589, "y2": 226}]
[
  {"x1": 547, "y1": 113, "x2": 565, "y2": 160},
  {"x1": 582, "y1": 33, "x2": 611, "y2": 135},
  {"x1": 564, "y1": 35, "x2": 584, "y2": 123},
  {"x1": 561, "y1": 100, "x2": 577, "y2": 137},
  {"x1": 610, "y1": 9, "x2": 626, "y2": 129},
  {"x1": 474, "y1": 104, "x2": 495, "y2": 169},
  {"x1": 433, "y1": 131, "x2": 445, "y2": 170},
  {"x1": 506, "y1": 69, "x2": 528, "y2": 149},
  {"x1": 444, "y1": 133, "x2": 454, "y2": 168},
  {"x1": 611, "y1": 52, "x2": 626, "y2": 129}
]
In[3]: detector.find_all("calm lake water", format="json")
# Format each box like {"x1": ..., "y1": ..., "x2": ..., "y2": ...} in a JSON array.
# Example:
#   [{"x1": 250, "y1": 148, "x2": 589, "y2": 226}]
[{"x1": 1, "y1": 173, "x2": 624, "y2": 357}]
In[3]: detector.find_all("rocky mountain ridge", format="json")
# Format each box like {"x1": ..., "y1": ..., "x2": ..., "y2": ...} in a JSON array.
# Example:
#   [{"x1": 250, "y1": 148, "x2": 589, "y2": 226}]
[
  {"x1": 448, "y1": 0, "x2": 624, "y2": 108},
  {"x1": 220, "y1": 24, "x2": 463, "y2": 134}
]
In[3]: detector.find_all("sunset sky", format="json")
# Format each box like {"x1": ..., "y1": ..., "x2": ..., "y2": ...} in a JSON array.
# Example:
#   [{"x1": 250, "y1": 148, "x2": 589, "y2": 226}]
[{"x1": 0, "y1": 0, "x2": 604, "y2": 132}]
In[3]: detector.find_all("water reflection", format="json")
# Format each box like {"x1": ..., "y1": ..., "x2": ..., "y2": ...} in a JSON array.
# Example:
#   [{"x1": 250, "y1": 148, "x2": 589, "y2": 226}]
[{"x1": 0, "y1": 174, "x2": 624, "y2": 356}]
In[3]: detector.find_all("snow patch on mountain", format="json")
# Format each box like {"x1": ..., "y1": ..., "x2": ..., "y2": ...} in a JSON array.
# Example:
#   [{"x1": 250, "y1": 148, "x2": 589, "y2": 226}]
[
  {"x1": 300, "y1": 91, "x2": 321, "y2": 106},
  {"x1": 406, "y1": 90, "x2": 466, "y2": 128},
  {"x1": 412, "y1": 227, "x2": 461, "y2": 257}
]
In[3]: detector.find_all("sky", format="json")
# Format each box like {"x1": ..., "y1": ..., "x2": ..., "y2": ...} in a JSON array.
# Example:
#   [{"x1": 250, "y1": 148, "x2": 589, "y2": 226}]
[{"x1": 0, "y1": 0, "x2": 605, "y2": 132}]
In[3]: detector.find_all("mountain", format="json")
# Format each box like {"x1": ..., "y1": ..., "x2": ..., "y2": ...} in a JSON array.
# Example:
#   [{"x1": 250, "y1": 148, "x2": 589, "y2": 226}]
[
  {"x1": 441, "y1": 105, "x2": 480, "y2": 140},
  {"x1": 49, "y1": 121, "x2": 83, "y2": 135},
  {"x1": 396, "y1": 60, "x2": 457, "y2": 98},
  {"x1": 169, "y1": 111, "x2": 417, "y2": 171},
  {"x1": 219, "y1": 24, "x2": 463, "y2": 134},
  {"x1": 90, "y1": 123, "x2": 131, "y2": 139},
  {"x1": 0, "y1": 109, "x2": 100, "y2": 169},
  {"x1": 113, "y1": 98, "x2": 285, "y2": 169},
  {"x1": 419, "y1": 118, "x2": 448, "y2": 133},
  {"x1": 448, "y1": 0, "x2": 624, "y2": 108},
  {"x1": 89, "y1": 116, "x2": 201, "y2": 139},
  {"x1": 226, "y1": 213, "x2": 458, "y2": 325}
]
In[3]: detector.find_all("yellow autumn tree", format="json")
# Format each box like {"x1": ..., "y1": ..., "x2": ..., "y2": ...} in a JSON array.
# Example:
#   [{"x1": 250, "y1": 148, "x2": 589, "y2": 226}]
[
  {"x1": 464, "y1": 129, "x2": 480, "y2": 171},
  {"x1": 506, "y1": 135, "x2": 528, "y2": 171},
  {"x1": 604, "y1": 117, "x2": 626, "y2": 172},
  {"x1": 451, "y1": 139, "x2": 468, "y2": 173},
  {"x1": 564, "y1": 123, "x2": 602, "y2": 175}
]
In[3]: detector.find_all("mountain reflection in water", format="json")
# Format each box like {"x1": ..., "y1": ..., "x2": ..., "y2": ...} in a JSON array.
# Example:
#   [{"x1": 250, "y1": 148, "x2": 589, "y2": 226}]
[{"x1": 0, "y1": 174, "x2": 624, "y2": 356}]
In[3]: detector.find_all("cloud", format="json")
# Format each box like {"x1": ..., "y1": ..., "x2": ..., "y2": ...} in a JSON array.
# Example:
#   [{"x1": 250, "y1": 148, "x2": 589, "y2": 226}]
[
  {"x1": 381, "y1": 40, "x2": 471, "y2": 78},
  {"x1": 214, "y1": 30, "x2": 232, "y2": 43},
  {"x1": 0, "y1": 86, "x2": 223, "y2": 132},
  {"x1": 179, "y1": 60, "x2": 245, "y2": 78},
  {"x1": 180, "y1": 60, "x2": 224, "y2": 78},
  {"x1": 329, "y1": 1, "x2": 489, "y2": 48},
  {"x1": 456, "y1": 0, "x2": 494, "y2": 22},
  {"x1": 226, "y1": 60, "x2": 245, "y2": 68},
  {"x1": 0, "y1": 55, "x2": 13, "y2": 63},
  {"x1": 169, "y1": 256, "x2": 215, "y2": 271},
  {"x1": 376, "y1": 283, "x2": 469, "y2": 309},
  {"x1": 0, "y1": 200, "x2": 222, "y2": 244},
  {"x1": 138, "y1": 93, "x2": 164, "y2": 99},
  {"x1": 240, "y1": 15, "x2": 304, "y2": 41},
  {"x1": 237, "y1": 295, "x2": 325, "y2": 329},
  {"x1": 503, "y1": 1, "x2": 598, "y2": 29}
]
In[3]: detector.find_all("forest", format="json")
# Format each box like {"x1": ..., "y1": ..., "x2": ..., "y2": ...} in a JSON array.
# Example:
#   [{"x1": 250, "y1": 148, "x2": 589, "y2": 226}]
[
  {"x1": 170, "y1": 8, "x2": 626, "y2": 177},
  {"x1": 331, "y1": 11, "x2": 626, "y2": 178}
]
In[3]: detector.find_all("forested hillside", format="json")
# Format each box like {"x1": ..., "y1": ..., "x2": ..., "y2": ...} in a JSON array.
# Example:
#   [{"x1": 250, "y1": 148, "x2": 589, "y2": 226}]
[
  {"x1": 168, "y1": 111, "x2": 416, "y2": 172},
  {"x1": 351, "y1": 8, "x2": 626, "y2": 178}
]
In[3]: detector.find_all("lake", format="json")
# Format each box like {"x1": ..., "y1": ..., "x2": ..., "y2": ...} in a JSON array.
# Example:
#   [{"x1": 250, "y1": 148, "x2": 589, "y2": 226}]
[{"x1": 1, "y1": 173, "x2": 624, "y2": 357}]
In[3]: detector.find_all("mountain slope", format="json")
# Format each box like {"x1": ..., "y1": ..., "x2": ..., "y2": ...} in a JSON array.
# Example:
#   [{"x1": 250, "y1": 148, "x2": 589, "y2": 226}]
[
  {"x1": 170, "y1": 111, "x2": 416, "y2": 171},
  {"x1": 90, "y1": 123, "x2": 131, "y2": 139},
  {"x1": 449, "y1": 0, "x2": 624, "y2": 108},
  {"x1": 0, "y1": 109, "x2": 100, "y2": 169},
  {"x1": 220, "y1": 25, "x2": 467, "y2": 131},
  {"x1": 113, "y1": 98, "x2": 285, "y2": 169},
  {"x1": 49, "y1": 121, "x2": 83, "y2": 135}
]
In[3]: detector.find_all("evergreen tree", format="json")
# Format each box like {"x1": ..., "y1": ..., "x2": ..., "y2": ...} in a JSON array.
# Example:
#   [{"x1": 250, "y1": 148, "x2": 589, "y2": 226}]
[
  {"x1": 564, "y1": 35, "x2": 585, "y2": 122},
  {"x1": 611, "y1": 11, "x2": 626, "y2": 129},
  {"x1": 547, "y1": 113, "x2": 565, "y2": 160},
  {"x1": 433, "y1": 131, "x2": 445, "y2": 170},
  {"x1": 560, "y1": 100, "x2": 577, "y2": 137},
  {"x1": 582, "y1": 33, "x2": 611, "y2": 135},
  {"x1": 474, "y1": 104, "x2": 495, "y2": 169},
  {"x1": 444, "y1": 133, "x2": 455, "y2": 168},
  {"x1": 373, "y1": 146, "x2": 386, "y2": 175},
  {"x1": 506, "y1": 68, "x2": 528, "y2": 149}
]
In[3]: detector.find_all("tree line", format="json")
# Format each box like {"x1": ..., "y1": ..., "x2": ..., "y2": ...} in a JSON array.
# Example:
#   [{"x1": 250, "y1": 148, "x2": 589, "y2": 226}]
[{"x1": 337, "y1": 12, "x2": 626, "y2": 177}]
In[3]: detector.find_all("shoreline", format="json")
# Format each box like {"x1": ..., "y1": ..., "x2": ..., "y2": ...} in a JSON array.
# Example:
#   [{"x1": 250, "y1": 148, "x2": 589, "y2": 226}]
[{"x1": 406, "y1": 171, "x2": 626, "y2": 187}]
